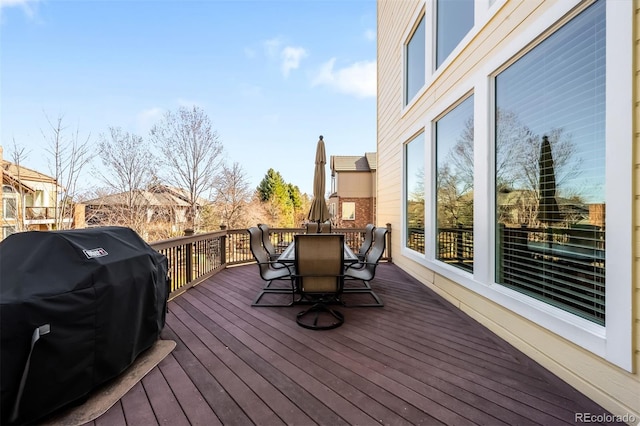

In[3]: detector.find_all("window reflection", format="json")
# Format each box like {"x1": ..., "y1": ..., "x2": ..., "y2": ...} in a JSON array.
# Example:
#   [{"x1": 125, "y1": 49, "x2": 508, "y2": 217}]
[
  {"x1": 495, "y1": 0, "x2": 605, "y2": 325},
  {"x1": 406, "y1": 133, "x2": 425, "y2": 253},
  {"x1": 436, "y1": 95, "x2": 474, "y2": 272}
]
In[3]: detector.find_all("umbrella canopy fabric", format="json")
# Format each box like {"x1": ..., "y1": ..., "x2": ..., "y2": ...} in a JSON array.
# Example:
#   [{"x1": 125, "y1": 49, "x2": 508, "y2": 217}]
[
  {"x1": 538, "y1": 135, "x2": 560, "y2": 227},
  {"x1": 308, "y1": 136, "x2": 330, "y2": 224}
]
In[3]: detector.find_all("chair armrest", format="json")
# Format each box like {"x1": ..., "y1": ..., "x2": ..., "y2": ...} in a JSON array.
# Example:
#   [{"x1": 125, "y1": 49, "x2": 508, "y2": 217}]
[
  {"x1": 345, "y1": 261, "x2": 376, "y2": 271},
  {"x1": 258, "y1": 259, "x2": 294, "y2": 273},
  {"x1": 271, "y1": 261, "x2": 295, "y2": 273}
]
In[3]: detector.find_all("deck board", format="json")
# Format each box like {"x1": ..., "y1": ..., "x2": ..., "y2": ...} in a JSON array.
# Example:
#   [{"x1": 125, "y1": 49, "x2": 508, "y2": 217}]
[
  {"x1": 83, "y1": 263, "x2": 614, "y2": 425},
  {"x1": 120, "y1": 381, "x2": 157, "y2": 425}
]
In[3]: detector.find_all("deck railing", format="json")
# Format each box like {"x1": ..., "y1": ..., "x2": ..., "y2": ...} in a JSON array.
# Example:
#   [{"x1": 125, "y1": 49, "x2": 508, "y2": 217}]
[{"x1": 150, "y1": 224, "x2": 393, "y2": 299}]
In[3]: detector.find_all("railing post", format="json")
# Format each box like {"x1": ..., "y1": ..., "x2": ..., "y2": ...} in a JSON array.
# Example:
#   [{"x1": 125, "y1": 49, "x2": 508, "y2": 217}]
[
  {"x1": 220, "y1": 233, "x2": 227, "y2": 265},
  {"x1": 386, "y1": 223, "x2": 392, "y2": 262},
  {"x1": 185, "y1": 242, "x2": 193, "y2": 284},
  {"x1": 456, "y1": 224, "x2": 463, "y2": 262}
]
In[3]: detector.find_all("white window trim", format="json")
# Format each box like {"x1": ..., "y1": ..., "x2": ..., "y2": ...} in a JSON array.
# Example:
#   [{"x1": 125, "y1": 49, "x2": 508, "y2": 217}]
[
  {"x1": 402, "y1": 0, "x2": 509, "y2": 116},
  {"x1": 400, "y1": 0, "x2": 632, "y2": 372}
]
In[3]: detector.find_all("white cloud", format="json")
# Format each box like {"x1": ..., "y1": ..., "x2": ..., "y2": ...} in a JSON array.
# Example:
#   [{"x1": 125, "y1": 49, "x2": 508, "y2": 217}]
[
  {"x1": 281, "y1": 46, "x2": 307, "y2": 78},
  {"x1": 263, "y1": 37, "x2": 283, "y2": 59},
  {"x1": 0, "y1": 0, "x2": 39, "y2": 17},
  {"x1": 312, "y1": 58, "x2": 376, "y2": 98},
  {"x1": 262, "y1": 37, "x2": 308, "y2": 78}
]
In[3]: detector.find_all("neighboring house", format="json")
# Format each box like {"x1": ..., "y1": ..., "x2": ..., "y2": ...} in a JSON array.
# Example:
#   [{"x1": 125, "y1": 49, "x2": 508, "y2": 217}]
[
  {"x1": 377, "y1": 0, "x2": 637, "y2": 420},
  {"x1": 328, "y1": 152, "x2": 377, "y2": 228},
  {"x1": 1, "y1": 146, "x2": 73, "y2": 240},
  {"x1": 83, "y1": 184, "x2": 208, "y2": 238}
]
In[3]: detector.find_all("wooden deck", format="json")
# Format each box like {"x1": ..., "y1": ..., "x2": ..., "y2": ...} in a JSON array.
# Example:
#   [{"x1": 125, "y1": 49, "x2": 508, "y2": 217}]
[{"x1": 88, "y1": 263, "x2": 614, "y2": 425}]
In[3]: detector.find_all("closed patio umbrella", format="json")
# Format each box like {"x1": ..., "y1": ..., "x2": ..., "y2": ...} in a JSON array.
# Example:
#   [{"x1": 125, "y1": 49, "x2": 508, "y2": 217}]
[
  {"x1": 538, "y1": 135, "x2": 560, "y2": 228},
  {"x1": 307, "y1": 135, "x2": 330, "y2": 226}
]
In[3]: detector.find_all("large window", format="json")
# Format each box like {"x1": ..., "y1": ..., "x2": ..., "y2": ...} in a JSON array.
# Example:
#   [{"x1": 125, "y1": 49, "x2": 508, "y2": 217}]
[
  {"x1": 495, "y1": 1, "x2": 605, "y2": 324},
  {"x1": 405, "y1": 16, "x2": 425, "y2": 105},
  {"x1": 405, "y1": 133, "x2": 425, "y2": 253},
  {"x1": 436, "y1": 95, "x2": 474, "y2": 272},
  {"x1": 436, "y1": 0, "x2": 474, "y2": 69}
]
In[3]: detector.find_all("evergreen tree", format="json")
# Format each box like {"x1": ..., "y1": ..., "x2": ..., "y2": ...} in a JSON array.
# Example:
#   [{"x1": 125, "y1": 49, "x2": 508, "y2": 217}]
[{"x1": 257, "y1": 168, "x2": 285, "y2": 202}]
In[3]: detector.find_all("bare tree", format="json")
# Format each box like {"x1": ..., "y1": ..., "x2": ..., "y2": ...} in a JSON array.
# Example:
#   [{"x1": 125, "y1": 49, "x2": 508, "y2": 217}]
[
  {"x1": 449, "y1": 108, "x2": 581, "y2": 226},
  {"x1": 437, "y1": 164, "x2": 473, "y2": 227},
  {"x1": 4, "y1": 140, "x2": 30, "y2": 232},
  {"x1": 96, "y1": 127, "x2": 155, "y2": 234},
  {"x1": 211, "y1": 162, "x2": 252, "y2": 229},
  {"x1": 149, "y1": 106, "x2": 223, "y2": 230},
  {"x1": 42, "y1": 114, "x2": 92, "y2": 230}
]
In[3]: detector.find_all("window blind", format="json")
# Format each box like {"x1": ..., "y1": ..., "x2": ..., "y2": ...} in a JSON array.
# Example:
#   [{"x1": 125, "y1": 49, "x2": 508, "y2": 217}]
[{"x1": 494, "y1": 0, "x2": 605, "y2": 325}]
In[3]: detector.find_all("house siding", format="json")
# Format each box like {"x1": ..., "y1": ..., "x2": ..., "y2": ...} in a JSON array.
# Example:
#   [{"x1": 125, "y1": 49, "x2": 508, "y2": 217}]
[
  {"x1": 378, "y1": 0, "x2": 639, "y2": 419},
  {"x1": 335, "y1": 172, "x2": 375, "y2": 198}
]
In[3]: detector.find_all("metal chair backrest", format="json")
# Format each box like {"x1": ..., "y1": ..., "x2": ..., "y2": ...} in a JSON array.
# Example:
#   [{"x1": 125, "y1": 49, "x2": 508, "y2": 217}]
[
  {"x1": 294, "y1": 233, "x2": 344, "y2": 293},
  {"x1": 361, "y1": 227, "x2": 388, "y2": 277},
  {"x1": 257, "y1": 224, "x2": 277, "y2": 257},
  {"x1": 358, "y1": 224, "x2": 376, "y2": 257},
  {"x1": 248, "y1": 227, "x2": 271, "y2": 276}
]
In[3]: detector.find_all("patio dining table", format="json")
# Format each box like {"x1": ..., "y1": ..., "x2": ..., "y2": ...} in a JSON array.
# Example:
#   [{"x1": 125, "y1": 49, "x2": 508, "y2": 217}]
[
  {"x1": 276, "y1": 237, "x2": 384, "y2": 308},
  {"x1": 277, "y1": 239, "x2": 359, "y2": 264}
]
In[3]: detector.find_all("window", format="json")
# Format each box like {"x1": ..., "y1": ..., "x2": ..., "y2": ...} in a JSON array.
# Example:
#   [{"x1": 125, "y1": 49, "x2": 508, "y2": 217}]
[
  {"x1": 342, "y1": 202, "x2": 355, "y2": 220},
  {"x1": 436, "y1": 95, "x2": 474, "y2": 272},
  {"x1": 436, "y1": 0, "x2": 474, "y2": 69},
  {"x1": 495, "y1": 1, "x2": 605, "y2": 325},
  {"x1": 3, "y1": 199, "x2": 17, "y2": 219},
  {"x1": 3, "y1": 186, "x2": 17, "y2": 220},
  {"x1": 405, "y1": 15, "x2": 425, "y2": 105},
  {"x1": 405, "y1": 132, "x2": 425, "y2": 253}
]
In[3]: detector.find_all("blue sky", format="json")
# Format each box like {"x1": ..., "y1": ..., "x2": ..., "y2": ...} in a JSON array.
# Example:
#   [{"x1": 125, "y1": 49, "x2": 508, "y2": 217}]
[{"x1": 1, "y1": 0, "x2": 377, "y2": 196}]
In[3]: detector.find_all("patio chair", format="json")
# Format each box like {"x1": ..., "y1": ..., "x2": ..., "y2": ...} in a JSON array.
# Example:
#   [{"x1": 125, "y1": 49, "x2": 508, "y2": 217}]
[
  {"x1": 356, "y1": 224, "x2": 376, "y2": 261},
  {"x1": 248, "y1": 227, "x2": 296, "y2": 307},
  {"x1": 293, "y1": 233, "x2": 345, "y2": 330},
  {"x1": 257, "y1": 223, "x2": 279, "y2": 260},
  {"x1": 343, "y1": 227, "x2": 388, "y2": 307}
]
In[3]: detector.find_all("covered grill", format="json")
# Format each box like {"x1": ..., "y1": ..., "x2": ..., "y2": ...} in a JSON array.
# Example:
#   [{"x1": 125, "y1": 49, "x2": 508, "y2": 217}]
[{"x1": 0, "y1": 226, "x2": 169, "y2": 425}]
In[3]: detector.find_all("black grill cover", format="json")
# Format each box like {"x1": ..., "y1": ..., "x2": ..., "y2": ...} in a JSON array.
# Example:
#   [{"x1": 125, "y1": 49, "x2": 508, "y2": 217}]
[{"x1": 0, "y1": 226, "x2": 169, "y2": 424}]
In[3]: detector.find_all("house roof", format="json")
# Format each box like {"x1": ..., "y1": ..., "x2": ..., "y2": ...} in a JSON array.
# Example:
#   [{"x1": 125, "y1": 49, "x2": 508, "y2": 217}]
[
  {"x1": 1, "y1": 160, "x2": 60, "y2": 193},
  {"x1": 83, "y1": 190, "x2": 191, "y2": 207},
  {"x1": 1, "y1": 160, "x2": 58, "y2": 184},
  {"x1": 330, "y1": 152, "x2": 377, "y2": 173},
  {"x1": 83, "y1": 185, "x2": 210, "y2": 208},
  {"x1": 149, "y1": 184, "x2": 210, "y2": 206}
]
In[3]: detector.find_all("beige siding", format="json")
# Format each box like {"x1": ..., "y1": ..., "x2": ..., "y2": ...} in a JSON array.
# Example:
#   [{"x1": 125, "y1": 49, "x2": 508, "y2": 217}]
[
  {"x1": 378, "y1": 0, "x2": 639, "y2": 418},
  {"x1": 337, "y1": 172, "x2": 374, "y2": 197}
]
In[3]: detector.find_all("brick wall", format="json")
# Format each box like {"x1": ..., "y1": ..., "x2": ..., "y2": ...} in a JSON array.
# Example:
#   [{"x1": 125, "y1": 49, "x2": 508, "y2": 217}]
[{"x1": 334, "y1": 197, "x2": 374, "y2": 228}]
